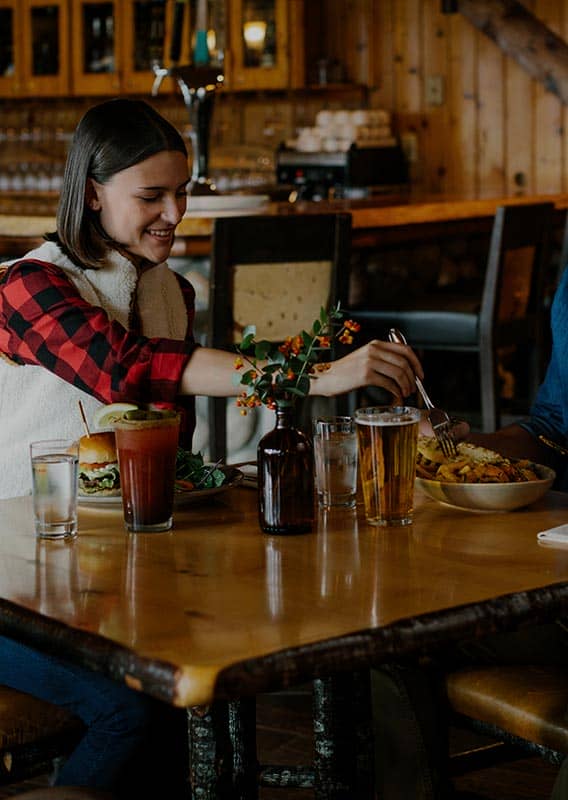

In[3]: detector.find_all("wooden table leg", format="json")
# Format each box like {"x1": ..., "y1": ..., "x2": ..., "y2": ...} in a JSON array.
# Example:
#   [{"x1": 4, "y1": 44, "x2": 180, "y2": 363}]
[
  {"x1": 187, "y1": 703, "x2": 234, "y2": 799},
  {"x1": 187, "y1": 699, "x2": 260, "y2": 800},
  {"x1": 313, "y1": 672, "x2": 375, "y2": 799},
  {"x1": 229, "y1": 696, "x2": 259, "y2": 799}
]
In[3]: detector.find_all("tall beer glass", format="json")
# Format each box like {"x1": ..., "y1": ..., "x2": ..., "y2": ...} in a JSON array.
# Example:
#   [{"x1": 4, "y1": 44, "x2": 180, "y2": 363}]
[{"x1": 355, "y1": 406, "x2": 420, "y2": 526}]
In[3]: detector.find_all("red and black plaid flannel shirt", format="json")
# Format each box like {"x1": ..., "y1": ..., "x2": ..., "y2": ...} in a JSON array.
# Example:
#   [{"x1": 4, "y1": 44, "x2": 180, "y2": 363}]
[{"x1": 0, "y1": 259, "x2": 198, "y2": 408}]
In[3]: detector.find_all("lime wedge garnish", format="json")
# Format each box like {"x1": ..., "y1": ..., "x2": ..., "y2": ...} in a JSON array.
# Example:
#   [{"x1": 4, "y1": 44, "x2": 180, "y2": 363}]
[{"x1": 93, "y1": 402, "x2": 139, "y2": 430}]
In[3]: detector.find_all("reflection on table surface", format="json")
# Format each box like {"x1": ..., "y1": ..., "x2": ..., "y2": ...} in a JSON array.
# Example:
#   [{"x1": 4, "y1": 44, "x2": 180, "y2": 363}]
[{"x1": 1, "y1": 486, "x2": 568, "y2": 706}]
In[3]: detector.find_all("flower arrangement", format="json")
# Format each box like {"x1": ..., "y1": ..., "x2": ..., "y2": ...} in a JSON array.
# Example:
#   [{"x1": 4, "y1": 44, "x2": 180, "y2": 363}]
[{"x1": 233, "y1": 303, "x2": 360, "y2": 412}]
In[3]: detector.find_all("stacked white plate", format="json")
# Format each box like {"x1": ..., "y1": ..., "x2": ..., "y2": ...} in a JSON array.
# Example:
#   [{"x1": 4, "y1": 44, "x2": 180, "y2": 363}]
[{"x1": 185, "y1": 194, "x2": 270, "y2": 217}]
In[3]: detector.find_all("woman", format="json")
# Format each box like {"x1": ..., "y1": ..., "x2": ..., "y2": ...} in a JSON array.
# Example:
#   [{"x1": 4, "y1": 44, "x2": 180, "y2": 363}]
[
  {"x1": 0, "y1": 99, "x2": 422, "y2": 500},
  {"x1": 0, "y1": 98, "x2": 425, "y2": 794}
]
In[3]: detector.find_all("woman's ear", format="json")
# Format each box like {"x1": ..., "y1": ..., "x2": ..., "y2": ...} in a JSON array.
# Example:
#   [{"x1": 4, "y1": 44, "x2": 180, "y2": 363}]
[{"x1": 85, "y1": 178, "x2": 102, "y2": 211}]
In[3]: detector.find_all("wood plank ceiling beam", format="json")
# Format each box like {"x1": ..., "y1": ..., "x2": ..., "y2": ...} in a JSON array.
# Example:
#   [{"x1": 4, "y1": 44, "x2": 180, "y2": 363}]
[{"x1": 452, "y1": 0, "x2": 568, "y2": 105}]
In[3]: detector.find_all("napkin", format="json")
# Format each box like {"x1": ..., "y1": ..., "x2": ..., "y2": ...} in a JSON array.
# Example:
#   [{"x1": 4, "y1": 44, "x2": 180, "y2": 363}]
[{"x1": 537, "y1": 524, "x2": 568, "y2": 546}]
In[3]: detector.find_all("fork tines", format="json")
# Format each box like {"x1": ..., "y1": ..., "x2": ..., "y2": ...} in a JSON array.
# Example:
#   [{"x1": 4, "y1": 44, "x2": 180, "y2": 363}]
[{"x1": 432, "y1": 420, "x2": 458, "y2": 459}]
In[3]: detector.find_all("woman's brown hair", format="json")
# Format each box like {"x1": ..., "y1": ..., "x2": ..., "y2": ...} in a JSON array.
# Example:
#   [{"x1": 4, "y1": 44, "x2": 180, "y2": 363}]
[{"x1": 53, "y1": 98, "x2": 187, "y2": 269}]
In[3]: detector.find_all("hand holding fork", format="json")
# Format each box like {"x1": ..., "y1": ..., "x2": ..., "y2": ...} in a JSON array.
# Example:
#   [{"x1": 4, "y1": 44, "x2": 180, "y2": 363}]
[{"x1": 388, "y1": 328, "x2": 459, "y2": 459}]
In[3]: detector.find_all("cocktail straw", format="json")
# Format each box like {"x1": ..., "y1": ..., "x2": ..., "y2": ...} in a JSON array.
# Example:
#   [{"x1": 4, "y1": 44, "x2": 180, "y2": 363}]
[{"x1": 78, "y1": 401, "x2": 90, "y2": 437}]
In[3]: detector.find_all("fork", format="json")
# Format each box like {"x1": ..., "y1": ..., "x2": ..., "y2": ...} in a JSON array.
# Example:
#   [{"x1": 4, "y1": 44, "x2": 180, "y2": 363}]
[
  {"x1": 388, "y1": 328, "x2": 458, "y2": 459},
  {"x1": 176, "y1": 457, "x2": 224, "y2": 492}
]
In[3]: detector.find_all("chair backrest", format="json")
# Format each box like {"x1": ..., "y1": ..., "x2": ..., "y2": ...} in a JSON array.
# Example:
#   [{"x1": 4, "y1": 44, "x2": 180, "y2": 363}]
[
  {"x1": 208, "y1": 213, "x2": 352, "y2": 347},
  {"x1": 206, "y1": 213, "x2": 353, "y2": 462},
  {"x1": 480, "y1": 202, "x2": 554, "y2": 349}
]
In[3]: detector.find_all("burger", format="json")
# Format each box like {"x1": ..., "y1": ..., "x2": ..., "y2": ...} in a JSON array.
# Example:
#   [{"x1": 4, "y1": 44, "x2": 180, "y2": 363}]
[{"x1": 78, "y1": 432, "x2": 121, "y2": 497}]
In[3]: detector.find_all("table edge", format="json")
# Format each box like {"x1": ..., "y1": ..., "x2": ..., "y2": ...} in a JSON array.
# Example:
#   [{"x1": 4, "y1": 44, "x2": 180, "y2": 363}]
[
  {"x1": 212, "y1": 580, "x2": 568, "y2": 702},
  {"x1": 1, "y1": 581, "x2": 567, "y2": 708}
]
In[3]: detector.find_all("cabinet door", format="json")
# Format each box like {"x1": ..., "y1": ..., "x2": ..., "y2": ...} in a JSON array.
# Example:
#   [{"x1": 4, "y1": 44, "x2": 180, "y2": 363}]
[
  {"x1": 0, "y1": 0, "x2": 24, "y2": 96},
  {"x1": 22, "y1": 0, "x2": 70, "y2": 96},
  {"x1": 121, "y1": 0, "x2": 170, "y2": 94},
  {"x1": 70, "y1": 0, "x2": 121, "y2": 95},
  {"x1": 227, "y1": 0, "x2": 290, "y2": 90}
]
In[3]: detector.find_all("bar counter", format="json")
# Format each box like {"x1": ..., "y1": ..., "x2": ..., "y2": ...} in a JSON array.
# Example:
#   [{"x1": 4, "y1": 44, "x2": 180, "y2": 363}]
[{"x1": 2, "y1": 191, "x2": 568, "y2": 259}]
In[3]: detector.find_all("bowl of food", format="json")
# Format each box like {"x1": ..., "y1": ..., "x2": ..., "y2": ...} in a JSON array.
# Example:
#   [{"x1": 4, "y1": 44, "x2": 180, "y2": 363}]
[{"x1": 415, "y1": 436, "x2": 555, "y2": 512}]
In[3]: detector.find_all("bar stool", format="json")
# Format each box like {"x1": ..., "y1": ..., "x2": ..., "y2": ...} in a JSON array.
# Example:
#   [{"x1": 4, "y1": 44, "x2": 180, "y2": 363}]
[
  {"x1": 0, "y1": 685, "x2": 83, "y2": 788},
  {"x1": 447, "y1": 665, "x2": 568, "y2": 775}
]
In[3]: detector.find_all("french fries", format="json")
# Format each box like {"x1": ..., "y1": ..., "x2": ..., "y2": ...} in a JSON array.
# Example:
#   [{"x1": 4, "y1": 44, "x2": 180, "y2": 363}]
[{"x1": 416, "y1": 437, "x2": 539, "y2": 484}]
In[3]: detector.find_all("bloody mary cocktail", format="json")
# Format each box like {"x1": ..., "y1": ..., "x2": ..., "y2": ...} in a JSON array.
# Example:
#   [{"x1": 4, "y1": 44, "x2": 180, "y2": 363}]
[{"x1": 114, "y1": 410, "x2": 180, "y2": 532}]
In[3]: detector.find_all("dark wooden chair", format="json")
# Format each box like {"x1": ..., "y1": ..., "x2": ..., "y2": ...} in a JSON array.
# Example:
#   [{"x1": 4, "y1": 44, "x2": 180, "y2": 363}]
[
  {"x1": 349, "y1": 202, "x2": 555, "y2": 431},
  {"x1": 0, "y1": 684, "x2": 83, "y2": 788},
  {"x1": 206, "y1": 212, "x2": 353, "y2": 462},
  {"x1": 447, "y1": 665, "x2": 568, "y2": 778}
]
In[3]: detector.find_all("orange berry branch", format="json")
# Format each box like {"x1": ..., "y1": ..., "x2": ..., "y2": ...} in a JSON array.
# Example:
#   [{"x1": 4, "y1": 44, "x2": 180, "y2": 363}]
[{"x1": 233, "y1": 303, "x2": 360, "y2": 412}]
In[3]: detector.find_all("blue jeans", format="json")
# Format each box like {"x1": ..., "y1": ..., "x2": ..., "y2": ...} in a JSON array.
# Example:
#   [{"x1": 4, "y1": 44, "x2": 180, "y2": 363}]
[{"x1": 0, "y1": 635, "x2": 151, "y2": 793}]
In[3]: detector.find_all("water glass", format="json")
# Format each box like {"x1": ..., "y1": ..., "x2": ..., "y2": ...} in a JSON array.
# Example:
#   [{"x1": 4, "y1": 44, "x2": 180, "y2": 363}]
[
  {"x1": 30, "y1": 439, "x2": 79, "y2": 539},
  {"x1": 355, "y1": 406, "x2": 420, "y2": 527},
  {"x1": 313, "y1": 416, "x2": 358, "y2": 509}
]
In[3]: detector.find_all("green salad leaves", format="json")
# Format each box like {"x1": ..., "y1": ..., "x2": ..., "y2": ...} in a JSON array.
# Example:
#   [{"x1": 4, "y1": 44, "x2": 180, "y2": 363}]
[{"x1": 175, "y1": 449, "x2": 226, "y2": 490}]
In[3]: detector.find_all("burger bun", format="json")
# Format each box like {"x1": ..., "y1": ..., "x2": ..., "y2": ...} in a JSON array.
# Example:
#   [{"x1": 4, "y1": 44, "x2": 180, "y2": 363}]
[{"x1": 79, "y1": 431, "x2": 117, "y2": 467}]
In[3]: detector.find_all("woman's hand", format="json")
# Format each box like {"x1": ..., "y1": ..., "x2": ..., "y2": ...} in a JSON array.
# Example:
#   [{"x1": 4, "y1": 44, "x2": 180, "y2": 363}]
[{"x1": 310, "y1": 339, "x2": 424, "y2": 401}]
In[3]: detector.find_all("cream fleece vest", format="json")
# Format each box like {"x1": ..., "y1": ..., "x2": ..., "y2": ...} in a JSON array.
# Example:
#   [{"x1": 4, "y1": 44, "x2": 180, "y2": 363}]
[{"x1": 0, "y1": 241, "x2": 188, "y2": 498}]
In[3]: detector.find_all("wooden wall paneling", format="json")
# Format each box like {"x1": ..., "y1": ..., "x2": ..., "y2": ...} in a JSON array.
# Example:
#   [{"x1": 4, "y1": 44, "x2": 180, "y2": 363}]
[
  {"x1": 392, "y1": 0, "x2": 423, "y2": 114},
  {"x1": 476, "y1": 26, "x2": 506, "y2": 196},
  {"x1": 533, "y1": 0, "x2": 564, "y2": 194},
  {"x1": 353, "y1": 0, "x2": 374, "y2": 88},
  {"x1": 503, "y1": 56, "x2": 535, "y2": 196},
  {"x1": 392, "y1": 0, "x2": 424, "y2": 185},
  {"x1": 328, "y1": 0, "x2": 350, "y2": 80},
  {"x1": 421, "y1": 0, "x2": 451, "y2": 195},
  {"x1": 446, "y1": 13, "x2": 478, "y2": 196},
  {"x1": 241, "y1": 98, "x2": 294, "y2": 149},
  {"x1": 503, "y1": 0, "x2": 535, "y2": 196},
  {"x1": 209, "y1": 96, "x2": 243, "y2": 148},
  {"x1": 339, "y1": 0, "x2": 371, "y2": 87},
  {"x1": 370, "y1": 0, "x2": 394, "y2": 110},
  {"x1": 288, "y1": 0, "x2": 305, "y2": 89}
]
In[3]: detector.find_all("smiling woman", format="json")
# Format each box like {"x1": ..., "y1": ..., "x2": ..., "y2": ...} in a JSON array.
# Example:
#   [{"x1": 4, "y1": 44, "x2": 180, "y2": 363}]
[
  {"x1": 86, "y1": 150, "x2": 189, "y2": 267},
  {"x1": 0, "y1": 97, "x2": 429, "y2": 797}
]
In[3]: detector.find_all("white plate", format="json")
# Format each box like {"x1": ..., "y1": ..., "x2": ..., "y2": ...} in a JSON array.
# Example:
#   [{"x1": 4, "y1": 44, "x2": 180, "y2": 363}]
[
  {"x1": 78, "y1": 467, "x2": 244, "y2": 509},
  {"x1": 185, "y1": 194, "x2": 270, "y2": 215},
  {"x1": 416, "y1": 463, "x2": 556, "y2": 512}
]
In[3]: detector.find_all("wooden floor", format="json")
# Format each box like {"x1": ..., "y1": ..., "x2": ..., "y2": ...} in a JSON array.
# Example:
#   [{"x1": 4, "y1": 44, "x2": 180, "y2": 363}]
[{"x1": 0, "y1": 687, "x2": 559, "y2": 799}]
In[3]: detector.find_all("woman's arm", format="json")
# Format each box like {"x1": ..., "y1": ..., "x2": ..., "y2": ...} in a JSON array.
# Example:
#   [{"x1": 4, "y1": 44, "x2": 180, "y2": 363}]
[
  {"x1": 0, "y1": 261, "x2": 195, "y2": 405},
  {"x1": 179, "y1": 340, "x2": 424, "y2": 401}
]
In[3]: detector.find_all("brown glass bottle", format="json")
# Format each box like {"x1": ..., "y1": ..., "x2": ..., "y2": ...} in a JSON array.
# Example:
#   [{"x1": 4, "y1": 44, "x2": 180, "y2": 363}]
[{"x1": 257, "y1": 407, "x2": 314, "y2": 534}]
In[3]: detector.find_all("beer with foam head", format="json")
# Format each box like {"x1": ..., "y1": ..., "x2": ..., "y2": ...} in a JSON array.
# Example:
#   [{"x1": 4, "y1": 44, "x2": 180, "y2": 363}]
[{"x1": 355, "y1": 406, "x2": 420, "y2": 526}]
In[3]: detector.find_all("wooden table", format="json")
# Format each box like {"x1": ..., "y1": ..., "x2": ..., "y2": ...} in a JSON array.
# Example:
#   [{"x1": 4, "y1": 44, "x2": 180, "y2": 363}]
[{"x1": 2, "y1": 486, "x2": 568, "y2": 797}]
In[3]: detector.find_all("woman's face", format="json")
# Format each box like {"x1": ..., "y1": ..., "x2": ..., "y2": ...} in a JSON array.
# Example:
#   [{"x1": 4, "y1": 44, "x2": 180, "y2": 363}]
[{"x1": 88, "y1": 150, "x2": 189, "y2": 266}]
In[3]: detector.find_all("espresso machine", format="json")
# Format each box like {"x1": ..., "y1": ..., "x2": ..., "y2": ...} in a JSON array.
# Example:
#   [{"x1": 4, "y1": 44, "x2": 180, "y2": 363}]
[
  {"x1": 151, "y1": 0, "x2": 223, "y2": 196},
  {"x1": 276, "y1": 143, "x2": 409, "y2": 201}
]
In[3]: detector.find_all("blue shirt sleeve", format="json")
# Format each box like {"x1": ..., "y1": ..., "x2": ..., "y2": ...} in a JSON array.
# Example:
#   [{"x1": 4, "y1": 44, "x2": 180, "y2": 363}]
[{"x1": 520, "y1": 264, "x2": 568, "y2": 447}]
